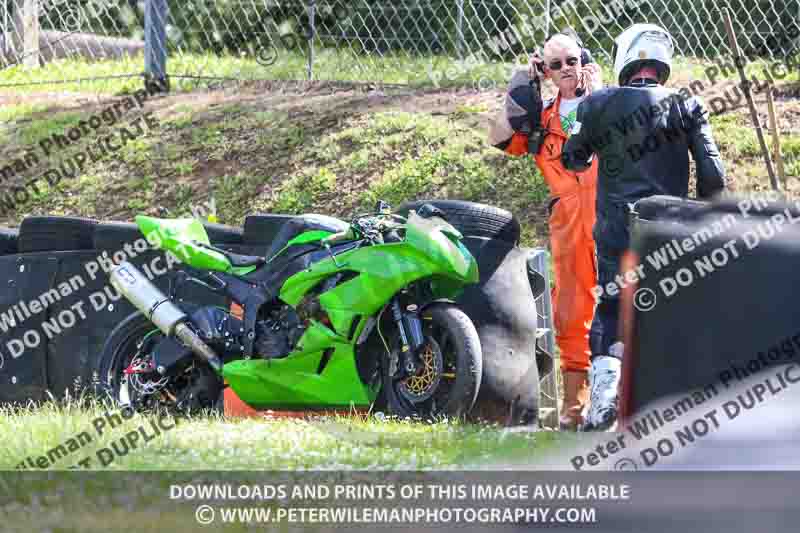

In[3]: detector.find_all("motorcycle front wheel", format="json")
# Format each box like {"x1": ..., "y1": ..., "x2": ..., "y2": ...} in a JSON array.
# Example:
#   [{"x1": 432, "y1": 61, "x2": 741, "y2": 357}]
[{"x1": 381, "y1": 303, "x2": 482, "y2": 419}]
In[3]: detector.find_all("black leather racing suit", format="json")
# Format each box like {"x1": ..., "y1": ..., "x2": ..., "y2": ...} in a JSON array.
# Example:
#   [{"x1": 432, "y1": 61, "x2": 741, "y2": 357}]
[{"x1": 561, "y1": 78, "x2": 726, "y2": 358}]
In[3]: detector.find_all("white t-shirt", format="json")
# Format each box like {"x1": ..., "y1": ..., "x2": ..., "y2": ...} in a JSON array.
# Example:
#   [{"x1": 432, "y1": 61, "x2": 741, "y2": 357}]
[{"x1": 558, "y1": 96, "x2": 585, "y2": 135}]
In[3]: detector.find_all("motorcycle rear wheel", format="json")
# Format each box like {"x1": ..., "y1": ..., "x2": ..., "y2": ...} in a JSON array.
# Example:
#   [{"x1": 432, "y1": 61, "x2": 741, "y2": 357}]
[{"x1": 95, "y1": 312, "x2": 223, "y2": 415}]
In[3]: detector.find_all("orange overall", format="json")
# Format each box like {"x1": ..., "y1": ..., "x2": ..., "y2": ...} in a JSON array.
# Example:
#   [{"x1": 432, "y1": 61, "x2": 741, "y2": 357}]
[{"x1": 505, "y1": 93, "x2": 598, "y2": 373}]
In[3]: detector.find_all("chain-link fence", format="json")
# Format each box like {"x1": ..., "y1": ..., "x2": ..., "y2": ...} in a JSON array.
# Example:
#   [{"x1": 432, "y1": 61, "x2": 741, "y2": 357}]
[
  {"x1": 0, "y1": 0, "x2": 145, "y2": 89},
  {"x1": 1, "y1": 0, "x2": 799, "y2": 91}
]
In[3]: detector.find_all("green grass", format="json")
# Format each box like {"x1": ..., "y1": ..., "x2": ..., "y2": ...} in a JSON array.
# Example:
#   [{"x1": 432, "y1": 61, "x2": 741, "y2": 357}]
[
  {"x1": 15, "y1": 111, "x2": 85, "y2": 147},
  {"x1": 0, "y1": 49, "x2": 512, "y2": 96},
  {"x1": 0, "y1": 396, "x2": 557, "y2": 471},
  {"x1": 0, "y1": 397, "x2": 562, "y2": 530},
  {"x1": 709, "y1": 112, "x2": 762, "y2": 159},
  {"x1": 0, "y1": 53, "x2": 795, "y2": 238},
  {"x1": 0, "y1": 102, "x2": 49, "y2": 123},
  {"x1": 273, "y1": 167, "x2": 337, "y2": 214},
  {"x1": 1, "y1": 46, "x2": 797, "y2": 100}
]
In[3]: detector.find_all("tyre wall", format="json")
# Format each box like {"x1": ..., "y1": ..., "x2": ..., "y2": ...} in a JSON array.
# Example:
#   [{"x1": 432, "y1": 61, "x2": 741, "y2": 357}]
[
  {"x1": 457, "y1": 237, "x2": 542, "y2": 424},
  {"x1": 0, "y1": 221, "x2": 247, "y2": 405},
  {"x1": 623, "y1": 195, "x2": 800, "y2": 420}
]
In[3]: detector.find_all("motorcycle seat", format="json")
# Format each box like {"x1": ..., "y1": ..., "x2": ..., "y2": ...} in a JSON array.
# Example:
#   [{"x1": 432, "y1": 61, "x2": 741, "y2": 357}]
[{"x1": 265, "y1": 214, "x2": 349, "y2": 261}]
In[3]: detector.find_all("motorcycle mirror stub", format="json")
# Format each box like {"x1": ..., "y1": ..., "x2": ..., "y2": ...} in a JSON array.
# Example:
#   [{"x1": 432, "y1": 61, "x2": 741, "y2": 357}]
[
  {"x1": 375, "y1": 200, "x2": 392, "y2": 215},
  {"x1": 417, "y1": 203, "x2": 448, "y2": 221}
]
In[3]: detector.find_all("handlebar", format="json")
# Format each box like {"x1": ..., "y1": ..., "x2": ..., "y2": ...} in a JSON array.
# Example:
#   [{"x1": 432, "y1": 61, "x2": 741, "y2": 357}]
[
  {"x1": 349, "y1": 212, "x2": 405, "y2": 238},
  {"x1": 321, "y1": 230, "x2": 352, "y2": 246}
]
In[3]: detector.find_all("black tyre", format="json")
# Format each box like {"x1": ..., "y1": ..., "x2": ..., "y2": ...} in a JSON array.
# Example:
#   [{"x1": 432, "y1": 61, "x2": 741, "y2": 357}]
[
  {"x1": 382, "y1": 304, "x2": 482, "y2": 419},
  {"x1": 95, "y1": 311, "x2": 222, "y2": 415},
  {"x1": 19, "y1": 215, "x2": 98, "y2": 253},
  {"x1": 0, "y1": 227, "x2": 19, "y2": 255},
  {"x1": 397, "y1": 200, "x2": 520, "y2": 244},
  {"x1": 243, "y1": 214, "x2": 295, "y2": 245},
  {"x1": 92, "y1": 221, "x2": 143, "y2": 252}
]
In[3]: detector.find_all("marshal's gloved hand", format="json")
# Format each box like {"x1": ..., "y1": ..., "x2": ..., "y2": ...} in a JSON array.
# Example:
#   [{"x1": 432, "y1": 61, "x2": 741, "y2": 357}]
[{"x1": 488, "y1": 68, "x2": 545, "y2": 154}]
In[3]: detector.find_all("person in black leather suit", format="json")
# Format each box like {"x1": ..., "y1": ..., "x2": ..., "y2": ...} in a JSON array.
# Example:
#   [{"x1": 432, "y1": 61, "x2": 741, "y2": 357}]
[{"x1": 561, "y1": 23, "x2": 727, "y2": 431}]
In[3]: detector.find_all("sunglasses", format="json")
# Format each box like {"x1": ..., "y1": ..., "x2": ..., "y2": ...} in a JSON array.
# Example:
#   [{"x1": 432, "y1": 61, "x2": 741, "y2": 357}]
[{"x1": 548, "y1": 56, "x2": 580, "y2": 70}]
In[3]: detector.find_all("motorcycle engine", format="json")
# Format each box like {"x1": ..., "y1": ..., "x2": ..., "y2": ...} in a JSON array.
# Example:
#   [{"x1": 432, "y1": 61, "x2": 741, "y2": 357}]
[
  {"x1": 192, "y1": 273, "x2": 350, "y2": 360},
  {"x1": 253, "y1": 272, "x2": 341, "y2": 357},
  {"x1": 257, "y1": 272, "x2": 350, "y2": 358},
  {"x1": 253, "y1": 306, "x2": 302, "y2": 360},
  {"x1": 190, "y1": 306, "x2": 297, "y2": 360}
]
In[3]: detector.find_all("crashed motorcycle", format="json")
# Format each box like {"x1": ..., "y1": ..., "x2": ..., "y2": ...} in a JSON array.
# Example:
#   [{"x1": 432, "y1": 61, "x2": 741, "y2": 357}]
[{"x1": 96, "y1": 202, "x2": 483, "y2": 418}]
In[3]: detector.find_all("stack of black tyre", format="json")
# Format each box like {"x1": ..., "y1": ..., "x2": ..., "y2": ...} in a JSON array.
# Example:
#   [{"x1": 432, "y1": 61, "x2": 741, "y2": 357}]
[
  {"x1": 0, "y1": 215, "x2": 246, "y2": 406},
  {"x1": 625, "y1": 194, "x2": 800, "y2": 422}
]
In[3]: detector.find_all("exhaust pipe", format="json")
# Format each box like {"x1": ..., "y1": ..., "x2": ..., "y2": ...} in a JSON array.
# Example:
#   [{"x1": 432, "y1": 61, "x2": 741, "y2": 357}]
[{"x1": 109, "y1": 261, "x2": 223, "y2": 372}]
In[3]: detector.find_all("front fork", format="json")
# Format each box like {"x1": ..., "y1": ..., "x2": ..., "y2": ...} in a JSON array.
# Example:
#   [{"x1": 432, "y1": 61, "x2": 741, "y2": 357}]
[{"x1": 390, "y1": 298, "x2": 426, "y2": 377}]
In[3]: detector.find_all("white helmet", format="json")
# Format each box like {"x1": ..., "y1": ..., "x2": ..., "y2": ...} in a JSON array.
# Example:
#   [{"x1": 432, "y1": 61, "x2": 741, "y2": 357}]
[{"x1": 613, "y1": 23, "x2": 675, "y2": 86}]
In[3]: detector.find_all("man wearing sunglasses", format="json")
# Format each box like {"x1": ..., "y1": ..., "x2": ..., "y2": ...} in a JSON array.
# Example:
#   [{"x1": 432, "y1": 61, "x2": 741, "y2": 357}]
[
  {"x1": 490, "y1": 31, "x2": 603, "y2": 431},
  {"x1": 561, "y1": 24, "x2": 726, "y2": 431}
]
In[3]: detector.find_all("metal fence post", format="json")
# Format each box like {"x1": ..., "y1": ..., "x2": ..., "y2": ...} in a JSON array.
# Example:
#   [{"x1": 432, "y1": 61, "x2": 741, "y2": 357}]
[
  {"x1": 307, "y1": 0, "x2": 315, "y2": 81},
  {"x1": 144, "y1": 0, "x2": 169, "y2": 91},
  {"x1": 456, "y1": 0, "x2": 465, "y2": 59}
]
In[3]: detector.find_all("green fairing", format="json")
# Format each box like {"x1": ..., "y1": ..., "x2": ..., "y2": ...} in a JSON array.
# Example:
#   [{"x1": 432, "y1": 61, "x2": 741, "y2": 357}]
[
  {"x1": 138, "y1": 212, "x2": 478, "y2": 409},
  {"x1": 287, "y1": 230, "x2": 333, "y2": 247},
  {"x1": 222, "y1": 343, "x2": 376, "y2": 408},
  {"x1": 135, "y1": 215, "x2": 258, "y2": 275},
  {"x1": 267, "y1": 230, "x2": 335, "y2": 263}
]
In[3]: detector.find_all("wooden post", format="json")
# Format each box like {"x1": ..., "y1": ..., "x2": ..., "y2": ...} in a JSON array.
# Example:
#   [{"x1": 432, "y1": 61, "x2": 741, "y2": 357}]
[
  {"x1": 11, "y1": 0, "x2": 41, "y2": 68},
  {"x1": 722, "y1": 8, "x2": 779, "y2": 192},
  {"x1": 765, "y1": 88, "x2": 787, "y2": 189},
  {"x1": 23, "y1": 0, "x2": 40, "y2": 68}
]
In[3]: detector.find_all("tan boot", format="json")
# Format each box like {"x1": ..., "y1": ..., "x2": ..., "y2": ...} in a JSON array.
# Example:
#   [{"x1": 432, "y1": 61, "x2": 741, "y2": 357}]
[{"x1": 559, "y1": 369, "x2": 589, "y2": 431}]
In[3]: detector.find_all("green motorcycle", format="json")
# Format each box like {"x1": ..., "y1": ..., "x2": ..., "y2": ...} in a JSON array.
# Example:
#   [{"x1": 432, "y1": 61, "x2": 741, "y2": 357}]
[{"x1": 97, "y1": 202, "x2": 483, "y2": 418}]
